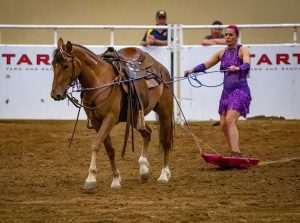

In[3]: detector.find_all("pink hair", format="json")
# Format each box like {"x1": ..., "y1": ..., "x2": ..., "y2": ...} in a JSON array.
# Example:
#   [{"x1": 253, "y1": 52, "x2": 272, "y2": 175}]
[{"x1": 226, "y1": 24, "x2": 239, "y2": 37}]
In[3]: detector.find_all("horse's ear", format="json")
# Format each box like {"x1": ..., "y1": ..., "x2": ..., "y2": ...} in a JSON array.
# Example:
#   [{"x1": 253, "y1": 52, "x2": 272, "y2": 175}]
[
  {"x1": 66, "y1": 41, "x2": 73, "y2": 53},
  {"x1": 57, "y1": 38, "x2": 64, "y2": 48}
]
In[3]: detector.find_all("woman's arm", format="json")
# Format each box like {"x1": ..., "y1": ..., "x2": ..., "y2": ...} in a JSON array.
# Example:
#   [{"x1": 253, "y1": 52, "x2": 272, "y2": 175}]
[
  {"x1": 184, "y1": 49, "x2": 223, "y2": 76},
  {"x1": 241, "y1": 46, "x2": 251, "y2": 64},
  {"x1": 203, "y1": 49, "x2": 223, "y2": 69}
]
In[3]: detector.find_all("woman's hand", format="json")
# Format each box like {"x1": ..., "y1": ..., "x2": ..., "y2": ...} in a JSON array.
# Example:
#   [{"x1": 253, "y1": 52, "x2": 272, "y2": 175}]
[
  {"x1": 184, "y1": 68, "x2": 194, "y2": 77},
  {"x1": 228, "y1": 65, "x2": 240, "y2": 71}
]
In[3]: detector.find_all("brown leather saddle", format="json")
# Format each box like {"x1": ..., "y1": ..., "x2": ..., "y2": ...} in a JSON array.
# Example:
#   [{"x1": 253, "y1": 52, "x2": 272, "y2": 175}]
[
  {"x1": 101, "y1": 47, "x2": 162, "y2": 127},
  {"x1": 100, "y1": 47, "x2": 165, "y2": 156}
]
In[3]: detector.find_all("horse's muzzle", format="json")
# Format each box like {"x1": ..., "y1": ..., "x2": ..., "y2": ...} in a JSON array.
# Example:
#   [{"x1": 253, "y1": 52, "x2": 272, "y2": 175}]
[{"x1": 51, "y1": 90, "x2": 67, "y2": 101}]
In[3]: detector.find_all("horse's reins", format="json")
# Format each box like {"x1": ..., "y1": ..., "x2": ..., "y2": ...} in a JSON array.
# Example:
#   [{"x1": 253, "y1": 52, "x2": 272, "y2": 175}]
[
  {"x1": 59, "y1": 46, "x2": 83, "y2": 150},
  {"x1": 66, "y1": 85, "x2": 117, "y2": 151},
  {"x1": 67, "y1": 68, "x2": 229, "y2": 94},
  {"x1": 67, "y1": 84, "x2": 117, "y2": 110},
  {"x1": 66, "y1": 70, "x2": 226, "y2": 153},
  {"x1": 59, "y1": 46, "x2": 109, "y2": 149},
  {"x1": 61, "y1": 48, "x2": 160, "y2": 150}
]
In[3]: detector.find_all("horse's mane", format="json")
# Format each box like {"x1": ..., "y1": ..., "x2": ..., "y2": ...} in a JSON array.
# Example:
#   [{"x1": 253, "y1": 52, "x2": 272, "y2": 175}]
[
  {"x1": 52, "y1": 43, "x2": 100, "y2": 64},
  {"x1": 72, "y1": 44, "x2": 99, "y2": 58}
]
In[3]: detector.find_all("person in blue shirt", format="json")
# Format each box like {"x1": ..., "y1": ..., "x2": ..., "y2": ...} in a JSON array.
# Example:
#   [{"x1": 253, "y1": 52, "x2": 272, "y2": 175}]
[{"x1": 141, "y1": 10, "x2": 168, "y2": 46}]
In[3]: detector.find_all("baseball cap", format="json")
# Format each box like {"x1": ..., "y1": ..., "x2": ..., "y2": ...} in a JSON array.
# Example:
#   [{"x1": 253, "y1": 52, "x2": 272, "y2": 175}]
[
  {"x1": 156, "y1": 10, "x2": 167, "y2": 18},
  {"x1": 212, "y1": 20, "x2": 223, "y2": 25}
]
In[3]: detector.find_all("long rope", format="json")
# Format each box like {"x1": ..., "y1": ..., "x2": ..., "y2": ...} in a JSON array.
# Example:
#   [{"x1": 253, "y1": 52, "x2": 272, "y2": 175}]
[
  {"x1": 187, "y1": 74, "x2": 223, "y2": 88},
  {"x1": 151, "y1": 73, "x2": 221, "y2": 155},
  {"x1": 167, "y1": 84, "x2": 220, "y2": 155},
  {"x1": 259, "y1": 157, "x2": 300, "y2": 166},
  {"x1": 65, "y1": 67, "x2": 300, "y2": 164},
  {"x1": 68, "y1": 69, "x2": 228, "y2": 93},
  {"x1": 69, "y1": 72, "x2": 155, "y2": 93}
]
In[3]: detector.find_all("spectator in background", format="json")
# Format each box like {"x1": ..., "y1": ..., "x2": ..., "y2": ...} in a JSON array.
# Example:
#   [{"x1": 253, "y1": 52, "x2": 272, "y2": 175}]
[
  {"x1": 141, "y1": 10, "x2": 168, "y2": 46},
  {"x1": 202, "y1": 20, "x2": 226, "y2": 46}
]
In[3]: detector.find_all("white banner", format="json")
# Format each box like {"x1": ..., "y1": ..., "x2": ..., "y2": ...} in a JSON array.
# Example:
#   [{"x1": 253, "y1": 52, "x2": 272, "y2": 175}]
[
  {"x1": 180, "y1": 45, "x2": 300, "y2": 120},
  {"x1": 1, "y1": 44, "x2": 299, "y2": 120},
  {"x1": 0, "y1": 45, "x2": 172, "y2": 120}
]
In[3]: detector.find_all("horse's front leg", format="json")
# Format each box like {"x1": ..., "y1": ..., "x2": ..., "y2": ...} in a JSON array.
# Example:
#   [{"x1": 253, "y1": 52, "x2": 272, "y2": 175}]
[
  {"x1": 103, "y1": 134, "x2": 121, "y2": 189},
  {"x1": 84, "y1": 117, "x2": 115, "y2": 191},
  {"x1": 138, "y1": 124, "x2": 152, "y2": 181}
]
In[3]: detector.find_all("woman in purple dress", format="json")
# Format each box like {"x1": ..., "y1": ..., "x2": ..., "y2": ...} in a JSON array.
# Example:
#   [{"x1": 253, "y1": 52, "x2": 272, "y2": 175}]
[{"x1": 184, "y1": 24, "x2": 251, "y2": 157}]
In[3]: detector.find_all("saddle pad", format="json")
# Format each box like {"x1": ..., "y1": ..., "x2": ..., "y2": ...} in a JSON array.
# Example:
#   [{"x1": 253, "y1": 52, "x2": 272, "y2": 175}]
[{"x1": 201, "y1": 152, "x2": 259, "y2": 169}]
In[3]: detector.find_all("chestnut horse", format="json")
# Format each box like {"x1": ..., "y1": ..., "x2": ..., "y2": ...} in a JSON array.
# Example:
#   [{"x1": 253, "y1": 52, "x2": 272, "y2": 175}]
[{"x1": 51, "y1": 38, "x2": 173, "y2": 190}]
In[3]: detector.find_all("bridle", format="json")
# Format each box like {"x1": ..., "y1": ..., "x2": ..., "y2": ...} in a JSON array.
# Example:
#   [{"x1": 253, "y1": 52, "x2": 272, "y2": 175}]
[
  {"x1": 59, "y1": 45, "x2": 78, "y2": 85},
  {"x1": 58, "y1": 45, "x2": 118, "y2": 111}
]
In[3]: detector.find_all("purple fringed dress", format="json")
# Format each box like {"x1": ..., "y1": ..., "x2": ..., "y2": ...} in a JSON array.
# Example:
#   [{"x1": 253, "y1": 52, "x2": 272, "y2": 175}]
[{"x1": 219, "y1": 45, "x2": 252, "y2": 118}]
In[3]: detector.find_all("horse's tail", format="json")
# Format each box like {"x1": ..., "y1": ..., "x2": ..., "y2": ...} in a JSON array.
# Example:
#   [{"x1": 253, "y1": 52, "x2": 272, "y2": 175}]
[
  {"x1": 156, "y1": 113, "x2": 174, "y2": 151},
  {"x1": 157, "y1": 67, "x2": 174, "y2": 151},
  {"x1": 165, "y1": 67, "x2": 174, "y2": 150}
]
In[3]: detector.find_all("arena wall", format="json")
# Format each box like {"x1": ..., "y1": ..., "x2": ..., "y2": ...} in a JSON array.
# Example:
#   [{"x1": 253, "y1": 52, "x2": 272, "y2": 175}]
[{"x1": 1, "y1": 44, "x2": 299, "y2": 120}]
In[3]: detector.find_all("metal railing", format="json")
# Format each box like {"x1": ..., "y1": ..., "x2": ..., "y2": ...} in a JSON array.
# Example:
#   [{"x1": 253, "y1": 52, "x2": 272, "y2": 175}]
[
  {"x1": 0, "y1": 24, "x2": 173, "y2": 46},
  {"x1": 180, "y1": 23, "x2": 300, "y2": 45},
  {"x1": 1, "y1": 23, "x2": 299, "y2": 46}
]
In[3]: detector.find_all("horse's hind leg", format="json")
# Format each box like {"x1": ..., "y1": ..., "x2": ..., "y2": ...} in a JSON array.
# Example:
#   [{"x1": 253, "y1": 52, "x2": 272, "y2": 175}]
[
  {"x1": 138, "y1": 124, "x2": 152, "y2": 181},
  {"x1": 155, "y1": 108, "x2": 173, "y2": 184},
  {"x1": 103, "y1": 134, "x2": 121, "y2": 189}
]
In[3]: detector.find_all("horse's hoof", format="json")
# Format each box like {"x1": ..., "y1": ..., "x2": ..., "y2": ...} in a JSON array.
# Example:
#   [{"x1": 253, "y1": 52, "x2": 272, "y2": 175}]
[
  {"x1": 139, "y1": 156, "x2": 150, "y2": 182},
  {"x1": 158, "y1": 177, "x2": 169, "y2": 184},
  {"x1": 111, "y1": 183, "x2": 121, "y2": 189},
  {"x1": 111, "y1": 181, "x2": 121, "y2": 189},
  {"x1": 157, "y1": 167, "x2": 171, "y2": 184},
  {"x1": 158, "y1": 174, "x2": 169, "y2": 184},
  {"x1": 111, "y1": 176, "x2": 121, "y2": 189},
  {"x1": 84, "y1": 181, "x2": 97, "y2": 191}
]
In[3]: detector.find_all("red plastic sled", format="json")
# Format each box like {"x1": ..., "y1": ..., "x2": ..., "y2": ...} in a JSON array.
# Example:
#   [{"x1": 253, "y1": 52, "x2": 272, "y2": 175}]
[{"x1": 201, "y1": 152, "x2": 259, "y2": 169}]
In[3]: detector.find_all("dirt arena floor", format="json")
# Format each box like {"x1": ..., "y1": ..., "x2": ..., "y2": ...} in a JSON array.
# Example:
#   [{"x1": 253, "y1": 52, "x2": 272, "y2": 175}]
[{"x1": 0, "y1": 119, "x2": 299, "y2": 222}]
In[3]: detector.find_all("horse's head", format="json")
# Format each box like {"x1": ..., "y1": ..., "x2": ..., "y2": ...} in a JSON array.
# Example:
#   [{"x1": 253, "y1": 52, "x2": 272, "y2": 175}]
[{"x1": 51, "y1": 38, "x2": 77, "y2": 101}]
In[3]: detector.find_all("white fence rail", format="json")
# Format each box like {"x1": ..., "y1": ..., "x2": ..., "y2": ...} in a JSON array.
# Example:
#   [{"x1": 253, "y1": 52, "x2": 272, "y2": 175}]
[
  {"x1": 1, "y1": 23, "x2": 300, "y2": 45},
  {"x1": 0, "y1": 24, "x2": 173, "y2": 46},
  {"x1": 180, "y1": 24, "x2": 300, "y2": 45}
]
